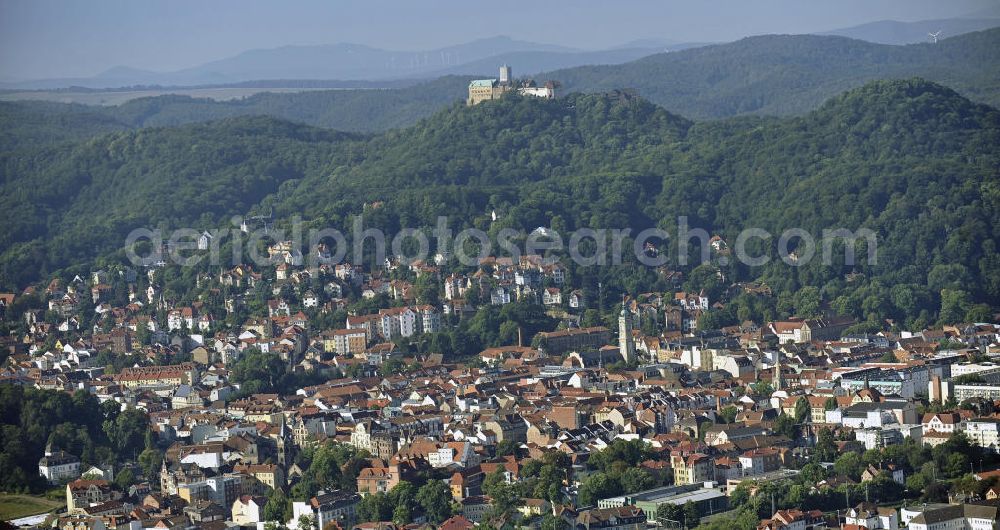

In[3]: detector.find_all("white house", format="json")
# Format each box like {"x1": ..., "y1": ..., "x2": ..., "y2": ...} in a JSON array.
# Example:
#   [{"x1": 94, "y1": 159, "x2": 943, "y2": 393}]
[
  {"x1": 491, "y1": 286, "x2": 512, "y2": 306},
  {"x1": 921, "y1": 413, "x2": 961, "y2": 435},
  {"x1": 231, "y1": 495, "x2": 266, "y2": 526},
  {"x1": 290, "y1": 491, "x2": 361, "y2": 529},
  {"x1": 963, "y1": 418, "x2": 1000, "y2": 452},
  {"x1": 542, "y1": 288, "x2": 562, "y2": 306},
  {"x1": 198, "y1": 231, "x2": 214, "y2": 251},
  {"x1": 38, "y1": 445, "x2": 81, "y2": 484},
  {"x1": 378, "y1": 307, "x2": 418, "y2": 339},
  {"x1": 303, "y1": 291, "x2": 319, "y2": 308},
  {"x1": 417, "y1": 305, "x2": 442, "y2": 334},
  {"x1": 904, "y1": 502, "x2": 999, "y2": 530},
  {"x1": 428, "y1": 441, "x2": 478, "y2": 468},
  {"x1": 844, "y1": 503, "x2": 897, "y2": 530}
]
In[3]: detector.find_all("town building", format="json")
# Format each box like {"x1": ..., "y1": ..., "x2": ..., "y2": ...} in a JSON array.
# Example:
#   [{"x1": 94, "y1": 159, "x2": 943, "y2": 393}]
[{"x1": 39, "y1": 444, "x2": 81, "y2": 484}]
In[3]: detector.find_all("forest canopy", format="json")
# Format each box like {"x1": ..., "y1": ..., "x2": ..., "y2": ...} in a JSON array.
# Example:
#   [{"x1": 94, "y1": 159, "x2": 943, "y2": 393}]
[{"x1": 0, "y1": 78, "x2": 997, "y2": 329}]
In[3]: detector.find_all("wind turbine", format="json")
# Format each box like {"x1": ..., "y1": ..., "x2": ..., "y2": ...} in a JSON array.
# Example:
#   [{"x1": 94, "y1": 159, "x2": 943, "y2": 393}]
[{"x1": 928, "y1": 31, "x2": 941, "y2": 43}]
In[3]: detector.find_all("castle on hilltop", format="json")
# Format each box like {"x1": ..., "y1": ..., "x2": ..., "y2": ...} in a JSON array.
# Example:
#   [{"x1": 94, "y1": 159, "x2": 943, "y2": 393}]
[{"x1": 467, "y1": 64, "x2": 558, "y2": 106}]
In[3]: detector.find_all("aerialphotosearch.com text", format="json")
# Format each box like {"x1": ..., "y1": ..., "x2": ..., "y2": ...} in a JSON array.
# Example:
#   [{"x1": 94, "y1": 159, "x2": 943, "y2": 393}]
[{"x1": 125, "y1": 216, "x2": 877, "y2": 270}]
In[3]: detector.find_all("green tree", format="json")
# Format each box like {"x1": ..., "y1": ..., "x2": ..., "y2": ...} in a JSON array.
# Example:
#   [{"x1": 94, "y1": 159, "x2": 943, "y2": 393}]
[
  {"x1": 540, "y1": 514, "x2": 570, "y2": 530},
  {"x1": 578, "y1": 472, "x2": 619, "y2": 506},
  {"x1": 296, "y1": 515, "x2": 316, "y2": 530},
  {"x1": 751, "y1": 381, "x2": 773, "y2": 397},
  {"x1": 834, "y1": 452, "x2": 865, "y2": 481},
  {"x1": 496, "y1": 439, "x2": 519, "y2": 457},
  {"x1": 114, "y1": 468, "x2": 135, "y2": 490},
  {"x1": 414, "y1": 274, "x2": 440, "y2": 306},
  {"x1": 103, "y1": 408, "x2": 149, "y2": 461},
  {"x1": 392, "y1": 504, "x2": 411, "y2": 526},
  {"x1": 357, "y1": 493, "x2": 392, "y2": 523},
  {"x1": 800, "y1": 463, "x2": 828, "y2": 483},
  {"x1": 138, "y1": 448, "x2": 163, "y2": 479},
  {"x1": 656, "y1": 504, "x2": 683, "y2": 527},
  {"x1": 793, "y1": 286, "x2": 821, "y2": 317},
  {"x1": 793, "y1": 397, "x2": 810, "y2": 423},
  {"x1": 231, "y1": 350, "x2": 288, "y2": 394},
  {"x1": 683, "y1": 501, "x2": 700, "y2": 528},
  {"x1": 944, "y1": 452, "x2": 970, "y2": 478},
  {"x1": 939, "y1": 289, "x2": 971, "y2": 324},
  {"x1": 416, "y1": 480, "x2": 453, "y2": 523},
  {"x1": 774, "y1": 413, "x2": 797, "y2": 439},
  {"x1": 620, "y1": 468, "x2": 655, "y2": 494},
  {"x1": 965, "y1": 304, "x2": 993, "y2": 323},
  {"x1": 815, "y1": 428, "x2": 837, "y2": 462},
  {"x1": 264, "y1": 489, "x2": 292, "y2": 522}
]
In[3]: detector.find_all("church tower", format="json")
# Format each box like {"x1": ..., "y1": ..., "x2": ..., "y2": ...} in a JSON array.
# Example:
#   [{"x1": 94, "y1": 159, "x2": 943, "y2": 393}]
[
  {"x1": 276, "y1": 419, "x2": 294, "y2": 467},
  {"x1": 619, "y1": 300, "x2": 636, "y2": 364},
  {"x1": 774, "y1": 350, "x2": 783, "y2": 391}
]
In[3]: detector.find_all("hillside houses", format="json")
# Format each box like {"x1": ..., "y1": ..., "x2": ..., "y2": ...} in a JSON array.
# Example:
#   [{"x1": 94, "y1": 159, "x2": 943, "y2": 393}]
[{"x1": 3, "y1": 239, "x2": 1000, "y2": 530}]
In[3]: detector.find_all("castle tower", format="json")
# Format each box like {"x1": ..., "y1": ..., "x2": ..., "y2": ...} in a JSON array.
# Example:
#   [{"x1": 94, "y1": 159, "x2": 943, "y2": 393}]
[
  {"x1": 619, "y1": 300, "x2": 636, "y2": 364},
  {"x1": 499, "y1": 64, "x2": 512, "y2": 85}
]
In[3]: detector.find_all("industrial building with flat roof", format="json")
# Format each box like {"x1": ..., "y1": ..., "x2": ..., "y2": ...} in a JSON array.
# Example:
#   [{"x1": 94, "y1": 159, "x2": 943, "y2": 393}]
[{"x1": 597, "y1": 484, "x2": 728, "y2": 518}]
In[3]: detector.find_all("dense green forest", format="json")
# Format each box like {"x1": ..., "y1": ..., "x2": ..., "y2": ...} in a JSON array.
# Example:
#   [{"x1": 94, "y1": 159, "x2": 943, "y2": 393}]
[
  {"x1": 551, "y1": 28, "x2": 1000, "y2": 119},
  {"x1": 0, "y1": 75, "x2": 470, "y2": 144},
  {"x1": 1, "y1": 78, "x2": 998, "y2": 328},
  {"x1": 1, "y1": 29, "x2": 997, "y2": 142},
  {"x1": 0, "y1": 385, "x2": 156, "y2": 492},
  {"x1": 0, "y1": 101, "x2": 132, "y2": 151},
  {"x1": 0, "y1": 117, "x2": 361, "y2": 284}
]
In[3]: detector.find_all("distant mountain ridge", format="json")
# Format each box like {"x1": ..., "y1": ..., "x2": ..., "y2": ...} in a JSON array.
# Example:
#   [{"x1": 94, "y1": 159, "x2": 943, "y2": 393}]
[
  {"x1": 6, "y1": 12, "x2": 1000, "y2": 91},
  {"x1": 0, "y1": 35, "x2": 684, "y2": 90},
  {"x1": 416, "y1": 42, "x2": 706, "y2": 80},
  {"x1": 2, "y1": 29, "x2": 998, "y2": 141},
  {"x1": 547, "y1": 27, "x2": 1000, "y2": 119},
  {"x1": 820, "y1": 16, "x2": 1000, "y2": 45}
]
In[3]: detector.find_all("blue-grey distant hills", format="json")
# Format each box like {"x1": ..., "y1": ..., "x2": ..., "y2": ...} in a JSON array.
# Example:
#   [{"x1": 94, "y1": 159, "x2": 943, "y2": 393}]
[
  {"x1": 0, "y1": 36, "x2": 702, "y2": 90},
  {"x1": 7, "y1": 12, "x2": 999, "y2": 91},
  {"x1": 820, "y1": 15, "x2": 1000, "y2": 45},
  {"x1": 547, "y1": 27, "x2": 1000, "y2": 119},
  {"x1": 0, "y1": 28, "x2": 1000, "y2": 136},
  {"x1": 414, "y1": 42, "x2": 707, "y2": 79},
  {"x1": 3, "y1": 28, "x2": 998, "y2": 137}
]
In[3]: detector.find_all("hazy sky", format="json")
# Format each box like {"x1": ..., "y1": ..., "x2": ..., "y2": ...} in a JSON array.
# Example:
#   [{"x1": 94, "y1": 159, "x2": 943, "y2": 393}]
[{"x1": 1, "y1": 0, "x2": 997, "y2": 80}]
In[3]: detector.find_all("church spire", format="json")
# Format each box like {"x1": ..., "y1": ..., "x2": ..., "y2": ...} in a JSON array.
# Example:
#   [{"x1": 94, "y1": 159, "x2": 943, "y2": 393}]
[
  {"x1": 619, "y1": 295, "x2": 636, "y2": 364},
  {"x1": 774, "y1": 350, "x2": 783, "y2": 391}
]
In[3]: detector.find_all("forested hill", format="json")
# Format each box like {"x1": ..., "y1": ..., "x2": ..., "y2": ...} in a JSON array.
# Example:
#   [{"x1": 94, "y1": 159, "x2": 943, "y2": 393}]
[
  {"x1": 549, "y1": 28, "x2": 1000, "y2": 119},
  {"x1": 673, "y1": 79, "x2": 1000, "y2": 320},
  {"x1": 0, "y1": 117, "x2": 360, "y2": 285},
  {"x1": 1, "y1": 29, "x2": 998, "y2": 143},
  {"x1": 0, "y1": 75, "x2": 471, "y2": 148},
  {"x1": 0, "y1": 100, "x2": 132, "y2": 152},
  {"x1": 1, "y1": 79, "x2": 998, "y2": 327}
]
